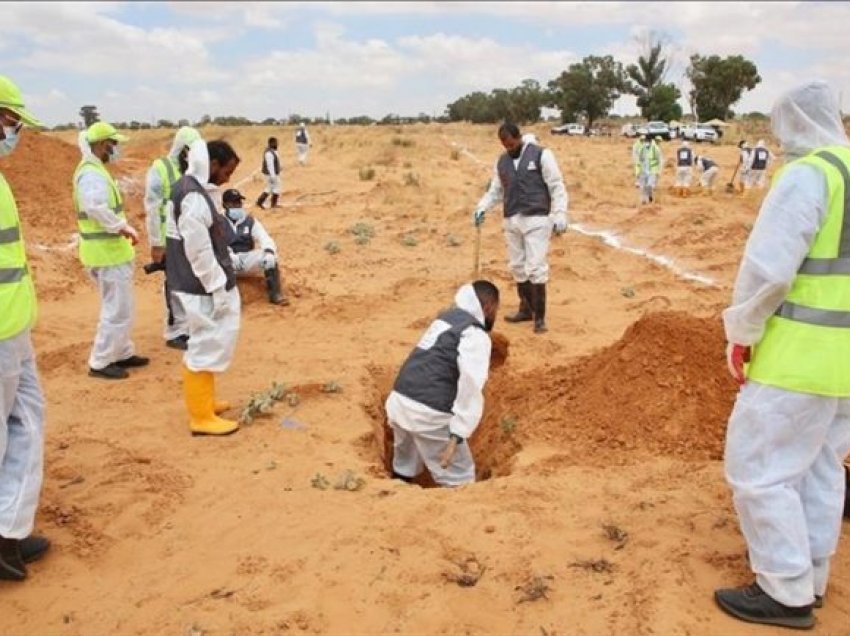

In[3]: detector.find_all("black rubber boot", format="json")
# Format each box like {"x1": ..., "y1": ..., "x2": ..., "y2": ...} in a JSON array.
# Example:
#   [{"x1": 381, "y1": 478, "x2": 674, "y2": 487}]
[
  {"x1": 504, "y1": 282, "x2": 533, "y2": 323},
  {"x1": 256, "y1": 192, "x2": 269, "y2": 209},
  {"x1": 532, "y1": 283, "x2": 547, "y2": 334},
  {"x1": 264, "y1": 266, "x2": 289, "y2": 305},
  {"x1": 19, "y1": 535, "x2": 50, "y2": 564},
  {"x1": 714, "y1": 582, "x2": 814, "y2": 630},
  {"x1": 0, "y1": 536, "x2": 26, "y2": 581},
  {"x1": 270, "y1": 193, "x2": 281, "y2": 208}
]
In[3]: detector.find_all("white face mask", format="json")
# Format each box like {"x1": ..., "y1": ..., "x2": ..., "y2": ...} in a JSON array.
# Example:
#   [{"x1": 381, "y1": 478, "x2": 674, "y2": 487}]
[
  {"x1": 107, "y1": 144, "x2": 121, "y2": 163},
  {"x1": 0, "y1": 126, "x2": 20, "y2": 157},
  {"x1": 226, "y1": 207, "x2": 246, "y2": 222}
]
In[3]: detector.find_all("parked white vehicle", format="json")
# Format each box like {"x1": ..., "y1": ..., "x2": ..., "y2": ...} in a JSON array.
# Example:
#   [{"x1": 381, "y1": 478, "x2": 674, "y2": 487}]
[
  {"x1": 681, "y1": 123, "x2": 719, "y2": 143},
  {"x1": 621, "y1": 123, "x2": 640, "y2": 137},
  {"x1": 551, "y1": 123, "x2": 586, "y2": 136}
]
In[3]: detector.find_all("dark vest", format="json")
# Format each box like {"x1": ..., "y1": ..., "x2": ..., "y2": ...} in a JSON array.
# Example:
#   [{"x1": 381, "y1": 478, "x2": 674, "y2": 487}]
[
  {"x1": 261, "y1": 148, "x2": 280, "y2": 175},
  {"x1": 392, "y1": 307, "x2": 485, "y2": 414},
  {"x1": 677, "y1": 148, "x2": 693, "y2": 167},
  {"x1": 497, "y1": 144, "x2": 551, "y2": 218},
  {"x1": 229, "y1": 215, "x2": 255, "y2": 254},
  {"x1": 751, "y1": 148, "x2": 769, "y2": 170},
  {"x1": 700, "y1": 157, "x2": 716, "y2": 171},
  {"x1": 166, "y1": 176, "x2": 237, "y2": 295},
  {"x1": 295, "y1": 130, "x2": 308, "y2": 144}
]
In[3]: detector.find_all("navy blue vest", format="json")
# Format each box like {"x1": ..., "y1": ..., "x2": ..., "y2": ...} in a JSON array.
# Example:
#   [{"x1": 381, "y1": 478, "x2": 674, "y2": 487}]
[
  {"x1": 497, "y1": 144, "x2": 551, "y2": 218},
  {"x1": 751, "y1": 148, "x2": 769, "y2": 170},
  {"x1": 677, "y1": 148, "x2": 693, "y2": 167},
  {"x1": 261, "y1": 148, "x2": 280, "y2": 175},
  {"x1": 295, "y1": 130, "x2": 308, "y2": 144},
  {"x1": 229, "y1": 216, "x2": 255, "y2": 254}
]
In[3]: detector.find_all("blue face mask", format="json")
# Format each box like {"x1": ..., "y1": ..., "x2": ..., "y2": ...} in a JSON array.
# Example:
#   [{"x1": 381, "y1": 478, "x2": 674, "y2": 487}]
[
  {"x1": 0, "y1": 126, "x2": 20, "y2": 157},
  {"x1": 227, "y1": 207, "x2": 246, "y2": 222}
]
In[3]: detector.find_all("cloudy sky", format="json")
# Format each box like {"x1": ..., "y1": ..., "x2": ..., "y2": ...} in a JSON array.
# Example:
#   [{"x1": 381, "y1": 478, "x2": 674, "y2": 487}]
[{"x1": 8, "y1": 1, "x2": 850, "y2": 126}]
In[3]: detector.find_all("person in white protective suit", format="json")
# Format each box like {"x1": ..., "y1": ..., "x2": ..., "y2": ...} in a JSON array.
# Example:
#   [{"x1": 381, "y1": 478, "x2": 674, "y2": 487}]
[
  {"x1": 748, "y1": 139, "x2": 774, "y2": 190},
  {"x1": 715, "y1": 80, "x2": 850, "y2": 630},
  {"x1": 256, "y1": 136, "x2": 281, "y2": 209},
  {"x1": 473, "y1": 122, "x2": 568, "y2": 334},
  {"x1": 673, "y1": 139, "x2": 695, "y2": 197},
  {"x1": 693, "y1": 154, "x2": 720, "y2": 194},
  {"x1": 736, "y1": 139, "x2": 753, "y2": 192},
  {"x1": 74, "y1": 122, "x2": 149, "y2": 380},
  {"x1": 165, "y1": 139, "x2": 242, "y2": 436},
  {"x1": 294, "y1": 122, "x2": 311, "y2": 166},
  {"x1": 221, "y1": 188, "x2": 288, "y2": 305},
  {"x1": 385, "y1": 281, "x2": 500, "y2": 487},
  {"x1": 634, "y1": 134, "x2": 663, "y2": 204},
  {"x1": 0, "y1": 76, "x2": 51, "y2": 581},
  {"x1": 143, "y1": 126, "x2": 202, "y2": 350}
]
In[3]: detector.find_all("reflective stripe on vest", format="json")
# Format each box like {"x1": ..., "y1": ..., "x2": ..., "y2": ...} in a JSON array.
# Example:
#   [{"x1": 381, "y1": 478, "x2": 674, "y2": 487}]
[
  {"x1": 73, "y1": 159, "x2": 135, "y2": 268},
  {"x1": 154, "y1": 156, "x2": 179, "y2": 231},
  {"x1": 747, "y1": 145, "x2": 850, "y2": 396},
  {"x1": 0, "y1": 172, "x2": 37, "y2": 340}
]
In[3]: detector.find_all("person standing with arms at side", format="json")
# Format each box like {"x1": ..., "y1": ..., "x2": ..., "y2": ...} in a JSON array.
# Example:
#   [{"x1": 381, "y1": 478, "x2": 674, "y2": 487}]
[
  {"x1": 749, "y1": 139, "x2": 774, "y2": 190},
  {"x1": 674, "y1": 140, "x2": 694, "y2": 197},
  {"x1": 715, "y1": 80, "x2": 850, "y2": 630},
  {"x1": 736, "y1": 139, "x2": 753, "y2": 193},
  {"x1": 74, "y1": 122, "x2": 148, "y2": 380},
  {"x1": 473, "y1": 122, "x2": 568, "y2": 335},
  {"x1": 143, "y1": 126, "x2": 201, "y2": 350},
  {"x1": 634, "y1": 134, "x2": 662, "y2": 204},
  {"x1": 256, "y1": 136, "x2": 281, "y2": 210},
  {"x1": 0, "y1": 76, "x2": 51, "y2": 581},
  {"x1": 166, "y1": 139, "x2": 241, "y2": 436},
  {"x1": 294, "y1": 122, "x2": 310, "y2": 166}
]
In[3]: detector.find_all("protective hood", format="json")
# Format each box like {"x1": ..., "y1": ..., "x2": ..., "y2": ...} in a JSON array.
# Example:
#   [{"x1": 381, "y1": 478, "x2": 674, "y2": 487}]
[
  {"x1": 454, "y1": 283, "x2": 485, "y2": 325},
  {"x1": 185, "y1": 138, "x2": 209, "y2": 184},
  {"x1": 756, "y1": 139, "x2": 766, "y2": 148},
  {"x1": 522, "y1": 133, "x2": 538, "y2": 145},
  {"x1": 168, "y1": 126, "x2": 201, "y2": 159},
  {"x1": 77, "y1": 130, "x2": 98, "y2": 162},
  {"x1": 771, "y1": 80, "x2": 849, "y2": 158},
  {"x1": 680, "y1": 140, "x2": 690, "y2": 148}
]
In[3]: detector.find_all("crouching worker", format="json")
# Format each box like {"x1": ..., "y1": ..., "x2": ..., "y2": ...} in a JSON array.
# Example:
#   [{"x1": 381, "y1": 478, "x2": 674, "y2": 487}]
[
  {"x1": 166, "y1": 139, "x2": 242, "y2": 436},
  {"x1": 221, "y1": 188, "x2": 287, "y2": 305},
  {"x1": 385, "y1": 281, "x2": 500, "y2": 487}
]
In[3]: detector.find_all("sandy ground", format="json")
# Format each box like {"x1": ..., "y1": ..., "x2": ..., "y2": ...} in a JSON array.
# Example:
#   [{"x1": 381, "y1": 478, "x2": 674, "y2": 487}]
[{"x1": 1, "y1": 123, "x2": 848, "y2": 635}]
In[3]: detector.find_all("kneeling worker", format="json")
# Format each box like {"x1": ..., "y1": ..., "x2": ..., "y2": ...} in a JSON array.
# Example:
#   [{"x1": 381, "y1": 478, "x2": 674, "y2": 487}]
[
  {"x1": 385, "y1": 281, "x2": 499, "y2": 487},
  {"x1": 221, "y1": 188, "x2": 287, "y2": 305}
]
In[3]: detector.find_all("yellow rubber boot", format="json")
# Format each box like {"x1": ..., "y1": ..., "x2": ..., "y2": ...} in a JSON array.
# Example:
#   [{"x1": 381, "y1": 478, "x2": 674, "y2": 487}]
[
  {"x1": 182, "y1": 366, "x2": 239, "y2": 436},
  {"x1": 210, "y1": 375, "x2": 232, "y2": 414}
]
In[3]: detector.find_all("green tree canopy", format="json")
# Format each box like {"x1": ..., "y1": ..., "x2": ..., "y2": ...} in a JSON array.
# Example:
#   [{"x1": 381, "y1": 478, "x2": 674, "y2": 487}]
[
  {"x1": 686, "y1": 54, "x2": 761, "y2": 121},
  {"x1": 547, "y1": 55, "x2": 628, "y2": 129}
]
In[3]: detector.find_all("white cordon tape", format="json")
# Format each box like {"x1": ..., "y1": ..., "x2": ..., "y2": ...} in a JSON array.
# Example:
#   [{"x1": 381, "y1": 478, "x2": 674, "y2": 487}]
[{"x1": 447, "y1": 136, "x2": 719, "y2": 289}]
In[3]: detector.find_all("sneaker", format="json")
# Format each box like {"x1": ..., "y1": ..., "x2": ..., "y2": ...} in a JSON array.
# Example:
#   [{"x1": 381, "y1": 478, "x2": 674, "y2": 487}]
[
  {"x1": 714, "y1": 582, "x2": 814, "y2": 630},
  {"x1": 88, "y1": 364, "x2": 129, "y2": 380},
  {"x1": 114, "y1": 355, "x2": 150, "y2": 368},
  {"x1": 19, "y1": 535, "x2": 50, "y2": 564},
  {"x1": 166, "y1": 335, "x2": 189, "y2": 351}
]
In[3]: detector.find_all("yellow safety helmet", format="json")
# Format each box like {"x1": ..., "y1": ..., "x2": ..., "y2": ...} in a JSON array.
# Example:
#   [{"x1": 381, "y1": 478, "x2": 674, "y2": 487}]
[
  {"x1": 86, "y1": 121, "x2": 128, "y2": 143},
  {"x1": 0, "y1": 75, "x2": 42, "y2": 127}
]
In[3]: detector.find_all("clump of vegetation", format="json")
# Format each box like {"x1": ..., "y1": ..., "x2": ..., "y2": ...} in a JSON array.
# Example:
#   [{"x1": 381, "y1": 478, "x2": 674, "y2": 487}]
[
  {"x1": 392, "y1": 137, "x2": 415, "y2": 147},
  {"x1": 620, "y1": 287, "x2": 636, "y2": 299},
  {"x1": 324, "y1": 240, "x2": 341, "y2": 255},
  {"x1": 516, "y1": 575, "x2": 554, "y2": 604},
  {"x1": 403, "y1": 171, "x2": 420, "y2": 187},
  {"x1": 447, "y1": 234, "x2": 463, "y2": 247},
  {"x1": 359, "y1": 166, "x2": 375, "y2": 181},
  {"x1": 321, "y1": 381, "x2": 343, "y2": 394},
  {"x1": 602, "y1": 523, "x2": 629, "y2": 550},
  {"x1": 239, "y1": 382, "x2": 287, "y2": 425},
  {"x1": 402, "y1": 234, "x2": 418, "y2": 247},
  {"x1": 500, "y1": 415, "x2": 519, "y2": 434},
  {"x1": 351, "y1": 222, "x2": 375, "y2": 245},
  {"x1": 450, "y1": 148, "x2": 461, "y2": 160}
]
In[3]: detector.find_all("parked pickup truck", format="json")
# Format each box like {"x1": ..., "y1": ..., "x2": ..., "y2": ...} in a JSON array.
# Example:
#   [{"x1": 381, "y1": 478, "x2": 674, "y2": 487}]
[
  {"x1": 551, "y1": 123, "x2": 586, "y2": 136},
  {"x1": 680, "y1": 123, "x2": 719, "y2": 143}
]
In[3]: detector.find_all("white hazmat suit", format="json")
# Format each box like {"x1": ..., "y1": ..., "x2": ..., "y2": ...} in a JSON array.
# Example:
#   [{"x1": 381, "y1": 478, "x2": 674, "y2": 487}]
[
  {"x1": 722, "y1": 80, "x2": 850, "y2": 609},
  {"x1": 295, "y1": 124, "x2": 310, "y2": 166},
  {"x1": 385, "y1": 284, "x2": 492, "y2": 487}
]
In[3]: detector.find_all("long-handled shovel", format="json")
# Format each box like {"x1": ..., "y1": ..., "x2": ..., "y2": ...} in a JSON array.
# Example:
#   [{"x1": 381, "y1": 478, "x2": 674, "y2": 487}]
[
  {"x1": 726, "y1": 163, "x2": 739, "y2": 193},
  {"x1": 472, "y1": 224, "x2": 482, "y2": 278}
]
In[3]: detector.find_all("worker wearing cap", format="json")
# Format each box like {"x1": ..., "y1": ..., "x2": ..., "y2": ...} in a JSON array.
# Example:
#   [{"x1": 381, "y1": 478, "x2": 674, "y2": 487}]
[
  {"x1": 294, "y1": 123, "x2": 310, "y2": 166},
  {"x1": 0, "y1": 75, "x2": 51, "y2": 581},
  {"x1": 143, "y1": 126, "x2": 202, "y2": 351},
  {"x1": 221, "y1": 188, "x2": 287, "y2": 305},
  {"x1": 256, "y1": 137, "x2": 281, "y2": 209},
  {"x1": 74, "y1": 121, "x2": 148, "y2": 380}
]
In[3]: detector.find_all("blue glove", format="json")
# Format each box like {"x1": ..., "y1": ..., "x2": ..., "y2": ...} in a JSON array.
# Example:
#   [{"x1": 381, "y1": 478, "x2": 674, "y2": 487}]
[{"x1": 473, "y1": 209, "x2": 486, "y2": 227}]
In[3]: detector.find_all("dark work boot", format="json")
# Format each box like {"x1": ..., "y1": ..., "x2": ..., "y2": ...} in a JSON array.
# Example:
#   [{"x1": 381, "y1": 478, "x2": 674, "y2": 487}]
[
  {"x1": 264, "y1": 266, "x2": 289, "y2": 305},
  {"x1": 256, "y1": 192, "x2": 269, "y2": 209},
  {"x1": 714, "y1": 582, "x2": 814, "y2": 630},
  {"x1": 270, "y1": 194, "x2": 281, "y2": 208},
  {"x1": 504, "y1": 281, "x2": 533, "y2": 323},
  {"x1": 532, "y1": 283, "x2": 547, "y2": 334},
  {"x1": 19, "y1": 535, "x2": 50, "y2": 564},
  {"x1": 0, "y1": 536, "x2": 27, "y2": 581}
]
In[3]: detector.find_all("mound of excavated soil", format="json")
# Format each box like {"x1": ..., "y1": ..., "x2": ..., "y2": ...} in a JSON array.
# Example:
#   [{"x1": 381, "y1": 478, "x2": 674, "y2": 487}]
[{"x1": 480, "y1": 311, "x2": 738, "y2": 466}]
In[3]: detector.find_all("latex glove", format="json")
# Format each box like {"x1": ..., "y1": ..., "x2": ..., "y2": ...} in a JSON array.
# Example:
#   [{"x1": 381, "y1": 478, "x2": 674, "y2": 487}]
[
  {"x1": 473, "y1": 209, "x2": 486, "y2": 227},
  {"x1": 211, "y1": 288, "x2": 229, "y2": 320},
  {"x1": 552, "y1": 213, "x2": 568, "y2": 236},
  {"x1": 119, "y1": 225, "x2": 139, "y2": 246},
  {"x1": 439, "y1": 434, "x2": 463, "y2": 468},
  {"x1": 726, "y1": 343, "x2": 751, "y2": 385},
  {"x1": 261, "y1": 249, "x2": 277, "y2": 270}
]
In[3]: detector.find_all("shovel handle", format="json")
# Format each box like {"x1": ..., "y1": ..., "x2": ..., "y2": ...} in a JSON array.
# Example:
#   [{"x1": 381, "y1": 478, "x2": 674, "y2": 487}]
[{"x1": 473, "y1": 225, "x2": 482, "y2": 277}]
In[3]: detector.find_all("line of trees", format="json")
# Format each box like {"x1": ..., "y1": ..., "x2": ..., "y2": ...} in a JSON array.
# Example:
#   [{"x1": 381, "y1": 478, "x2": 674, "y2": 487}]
[{"x1": 445, "y1": 33, "x2": 762, "y2": 129}]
